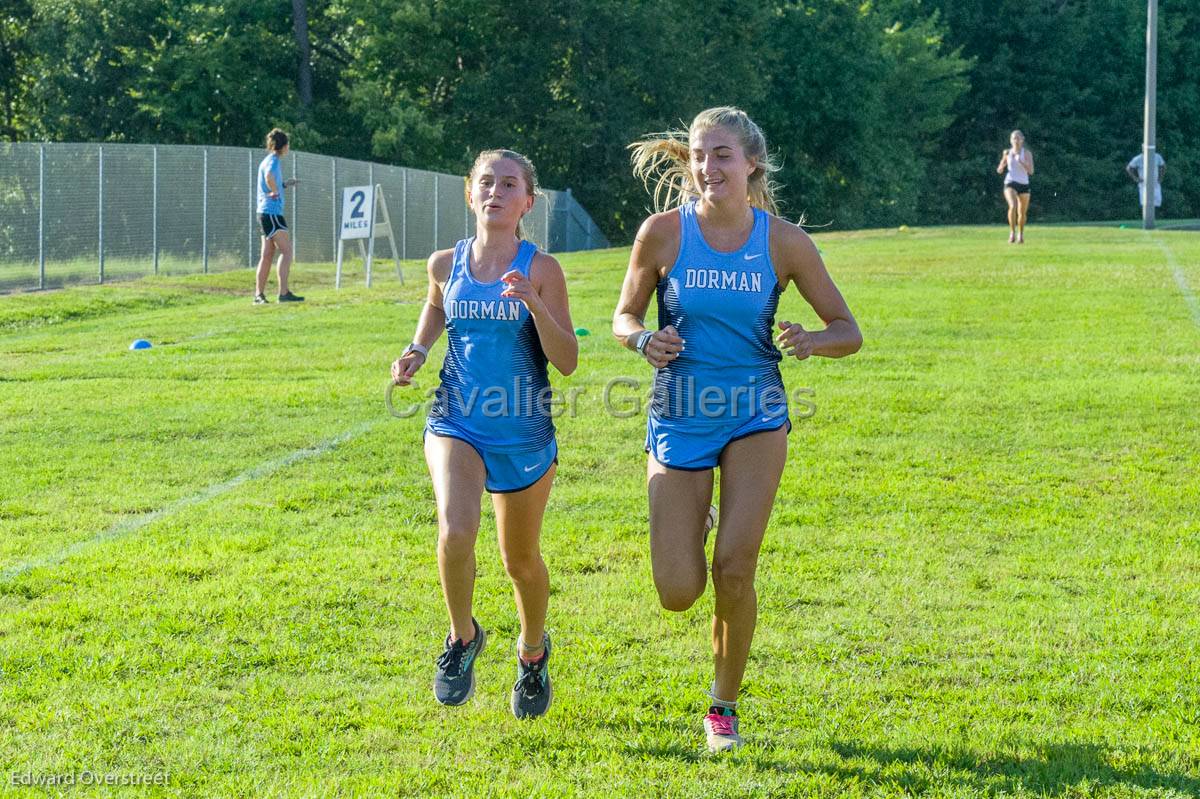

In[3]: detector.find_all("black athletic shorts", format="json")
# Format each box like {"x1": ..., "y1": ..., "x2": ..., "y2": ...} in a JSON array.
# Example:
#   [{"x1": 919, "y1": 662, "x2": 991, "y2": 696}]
[
  {"x1": 260, "y1": 213, "x2": 288, "y2": 238},
  {"x1": 1004, "y1": 181, "x2": 1030, "y2": 195}
]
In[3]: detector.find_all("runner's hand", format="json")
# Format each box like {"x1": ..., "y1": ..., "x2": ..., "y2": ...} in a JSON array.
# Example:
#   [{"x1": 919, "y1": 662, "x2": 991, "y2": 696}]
[
  {"x1": 500, "y1": 270, "x2": 547, "y2": 317},
  {"x1": 776, "y1": 320, "x2": 814, "y2": 360},
  {"x1": 391, "y1": 352, "x2": 424, "y2": 386},
  {"x1": 644, "y1": 324, "x2": 684, "y2": 369}
]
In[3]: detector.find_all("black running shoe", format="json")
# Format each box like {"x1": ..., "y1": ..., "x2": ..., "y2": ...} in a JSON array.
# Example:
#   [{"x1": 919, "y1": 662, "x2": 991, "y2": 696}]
[
  {"x1": 253, "y1": 293, "x2": 269, "y2": 305},
  {"x1": 278, "y1": 291, "x2": 305, "y2": 302},
  {"x1": 511, "y1": 632, "x2": 552, "y2": 719},
  {"x1": 433, "y1": 618, "x2": 486, "y2": 706}
]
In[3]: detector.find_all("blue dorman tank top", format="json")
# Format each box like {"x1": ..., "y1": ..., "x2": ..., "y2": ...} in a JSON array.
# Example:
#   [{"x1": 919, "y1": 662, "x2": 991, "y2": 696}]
[
  {"x1": 430, "y1": 238, "x2": 555, "y2": 452},
  {"x1": 652, "y1": 202, "x2": 786, "y2": 423}
]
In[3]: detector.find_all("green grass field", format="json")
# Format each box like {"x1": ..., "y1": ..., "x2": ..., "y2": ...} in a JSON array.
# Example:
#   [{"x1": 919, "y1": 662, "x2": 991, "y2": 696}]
[{"x1": 1, "y1": 225, "x2": 1198, "y2": 797}]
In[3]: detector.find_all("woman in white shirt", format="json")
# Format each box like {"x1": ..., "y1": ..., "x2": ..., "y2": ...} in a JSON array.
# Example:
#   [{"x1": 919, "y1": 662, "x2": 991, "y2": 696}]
[{"x1": 996, "y1": 130, "x2": 1034, "y2": 243}]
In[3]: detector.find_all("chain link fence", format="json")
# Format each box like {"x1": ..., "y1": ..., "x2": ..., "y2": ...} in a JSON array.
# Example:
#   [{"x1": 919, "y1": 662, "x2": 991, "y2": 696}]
[{"x1": 0, "y1": 142, "x2": 610, "y2": 293}]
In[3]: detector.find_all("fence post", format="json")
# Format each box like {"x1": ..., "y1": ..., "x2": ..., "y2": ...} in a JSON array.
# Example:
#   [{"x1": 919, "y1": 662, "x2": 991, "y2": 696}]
[
  {"x1": 367, "y1": 163, "x2": 375, "y2": 285},
  {"x1": 98, "y1": 145, "x2": 104, "y2": 283},
  {"x1": 248, "y1": 149, "x2": 254, "y2": 268},
  {"x1": 543, "y1": 192, "x2": 550, "y2": 252},
  {"x1": 401, "y1": 168, "x2": 407, "y2": 260},
  {"x1": 38, "y1": 144, "x2": 45, "y2": 290},
  {"x1": 433, "y1": 174, "x2": 439, "y2": 250},
  {"x1": 331, "y1": 158, "x2": 337, "y2": 262},
  {"x1": 565, "y1": 188, "x2": 573, "y2": 252},
  {"x1": 152, "y1": 145, "x2": 159, "y2": 275},
  {"x1": 202, "y1": 147, "x2": 209, "y2": 273},
  {"x1": 292, "y1": 155, "x2": 298, "y2": 263}
]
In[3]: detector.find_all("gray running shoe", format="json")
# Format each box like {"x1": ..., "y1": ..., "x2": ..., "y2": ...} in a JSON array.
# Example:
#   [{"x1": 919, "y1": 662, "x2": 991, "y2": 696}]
[
  {"x1": 510, "y1": 633, "x2": 552, "y2": 719},
  {"x1": 433, "y1": 618, "x2": 486, "y2": 706}
]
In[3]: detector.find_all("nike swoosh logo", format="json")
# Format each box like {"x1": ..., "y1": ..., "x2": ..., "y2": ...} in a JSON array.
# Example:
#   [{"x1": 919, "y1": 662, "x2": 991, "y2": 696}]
[
  {"x1": 523, "y1": 463, "x2": 542, "y2": 472},
  {"x1": 743, "y1": 253, "x2": 762, "y2": 260}
]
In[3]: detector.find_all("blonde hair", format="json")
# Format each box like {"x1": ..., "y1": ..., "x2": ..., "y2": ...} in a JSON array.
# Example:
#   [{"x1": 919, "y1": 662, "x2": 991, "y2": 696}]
[
  {"x1": 629, "y1": 106, "x2": 781, "y2": 215},
  {"x1": 464, "y1": 149, "x2": 542, "y2": 241}
]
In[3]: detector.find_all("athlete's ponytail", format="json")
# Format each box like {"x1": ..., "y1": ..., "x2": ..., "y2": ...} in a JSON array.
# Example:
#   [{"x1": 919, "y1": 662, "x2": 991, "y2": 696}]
[
  {"x1": 629, "y1": 106, "x2": 781, "y2": 216},
  {"x1": 465, "y1": 149, "x2": 542, "y2": 241}
]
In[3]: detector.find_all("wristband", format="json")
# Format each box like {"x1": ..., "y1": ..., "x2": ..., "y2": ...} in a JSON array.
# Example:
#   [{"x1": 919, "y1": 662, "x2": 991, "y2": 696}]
[
  {"x1": 402, "y1": 342, "x2": 429, "y2": 361},
  {"x1": 634, "y1": 330, "x2": 653, "y2": 356}
]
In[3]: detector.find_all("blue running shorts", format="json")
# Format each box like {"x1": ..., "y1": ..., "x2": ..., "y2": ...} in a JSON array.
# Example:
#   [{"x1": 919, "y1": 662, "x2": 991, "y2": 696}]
[
  {"x1": 425, "y1": 426, "x2": 558, "y2": 493},
  {"x1": 645, "y1": 412, "x2": 791, "y2": 471}
]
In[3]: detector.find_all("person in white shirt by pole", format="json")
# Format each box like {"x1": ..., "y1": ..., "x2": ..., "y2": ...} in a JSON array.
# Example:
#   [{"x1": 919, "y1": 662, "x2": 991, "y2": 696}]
[
  {"x1": 996, "y1": 129, "x2": 1034, "y2": 244},
  {"x1": 1126, "y1": 152, "x2": 1165, "y2": 211}
]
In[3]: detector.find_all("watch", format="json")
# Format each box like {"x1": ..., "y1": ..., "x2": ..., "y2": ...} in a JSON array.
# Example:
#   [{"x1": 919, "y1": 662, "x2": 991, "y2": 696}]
[
  {"x1": 634, "y1": 330, "x2": 653, "y2": 356},
  {"x1": 402, "y1": 342, "x2": 429, "y2": 361}
]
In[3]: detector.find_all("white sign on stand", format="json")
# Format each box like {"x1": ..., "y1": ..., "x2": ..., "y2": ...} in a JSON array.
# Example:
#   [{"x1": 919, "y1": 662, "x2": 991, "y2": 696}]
[{"x1": 336, "y1": 184, "x2": 402, "y2": 288}]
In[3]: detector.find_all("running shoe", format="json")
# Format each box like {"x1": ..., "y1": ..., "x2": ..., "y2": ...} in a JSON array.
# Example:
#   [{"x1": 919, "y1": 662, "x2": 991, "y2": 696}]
[
  {"x1": 511, "y1": 632, "x2": 552, "y2": 719},
  {"x1": 704, "y1": 705, "x2": 743, "y2": 752},
  {"x1": 433, "y1": 618, "x2": 486, "y2": 706},
  {"x1": 278, "y1": 291, "x2": 305, "y2": 302},
  {"x1": 253, "y1": 293, "x2": 269, "y2": 305}
]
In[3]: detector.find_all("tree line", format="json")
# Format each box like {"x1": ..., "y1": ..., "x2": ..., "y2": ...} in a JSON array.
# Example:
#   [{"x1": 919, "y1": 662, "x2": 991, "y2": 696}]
[{"x1": 2, "y1": 0, "x2": 1197, "y2": 240}]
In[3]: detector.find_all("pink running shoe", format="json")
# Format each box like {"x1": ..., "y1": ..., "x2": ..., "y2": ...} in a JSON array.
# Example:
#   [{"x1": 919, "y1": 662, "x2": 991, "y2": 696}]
[{"x1": 704, "y1": 706, "x2": 743, "y2": 752}]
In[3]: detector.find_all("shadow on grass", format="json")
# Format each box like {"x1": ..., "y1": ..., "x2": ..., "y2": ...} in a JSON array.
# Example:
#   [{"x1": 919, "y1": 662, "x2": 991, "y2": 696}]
[
  {"x1": 828, "y1": 741, "x2": 1200, "y2": 797},
  {"x1": 623, "y1": 739, "x2": 809, "y2": 774},
  {"x1": 616, "y1": 718, "x2": 806, "y2": 773},
  {"x1": 600, "y1": 720, "x2": 1196, "y2": 794}
]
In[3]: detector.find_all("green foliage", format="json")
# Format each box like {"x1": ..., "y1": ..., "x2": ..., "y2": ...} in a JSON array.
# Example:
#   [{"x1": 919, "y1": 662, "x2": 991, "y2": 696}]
[
  {"x1": 759, "y1": 1, "x2": 969, "y2": 228},
  {"x1": 905, "y1": 0, "x2": 1200, "y2": 223},
  {"x1": 2, "y1": 0, "x2": 1197, "y2": 237}
]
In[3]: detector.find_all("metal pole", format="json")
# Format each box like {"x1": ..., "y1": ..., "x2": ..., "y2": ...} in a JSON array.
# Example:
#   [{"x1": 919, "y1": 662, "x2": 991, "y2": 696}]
[
  {"x1": 98, "y1": 145, "x2": 104, "y2": 283},
  {"x1": 292, "y1": 154, "x2": 298, "y2": 263},
  {"x1": 331, "y1": 158, "x2": 337, "y2": 262},
  {"x1": 202, "y1": 147, "x2": 209, "y2": 272},
  {"x1": 401, "y1": 168, "x2": 407, "y2": 260},
  {"x1": 248, "y1": 149, "x2": 254, "y2": 268},
  {"x1": 432, "y1": 174, "x2": 439, "y2": 250},
  {"x1": 544, "y1": 192, "x2": 550, "y2": 251},
  {"x1": 38, "y1": 145, "x2": 44, "y2": 289},
  {"x1": 366, "y1": 164, "x2": 375, "y2": 286},
  {"x1": 1142, "y1": 0, "x2": 1158, "y2": 230},
  {"x1": 152, "y1": 146, "x2": 159, "y2": 275},
  {"x1": 566, "y1": 187, "x2": 573, "y2": 252}
]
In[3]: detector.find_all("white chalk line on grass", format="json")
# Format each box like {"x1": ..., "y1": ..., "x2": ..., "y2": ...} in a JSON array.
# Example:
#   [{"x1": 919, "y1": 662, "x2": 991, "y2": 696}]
[
  {"x1": 1152, "y1": 236, "x2": 1200, "y2": 330},
  {"x1": 1, "y1": 419, "x2": 379, "y2": 583}
]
